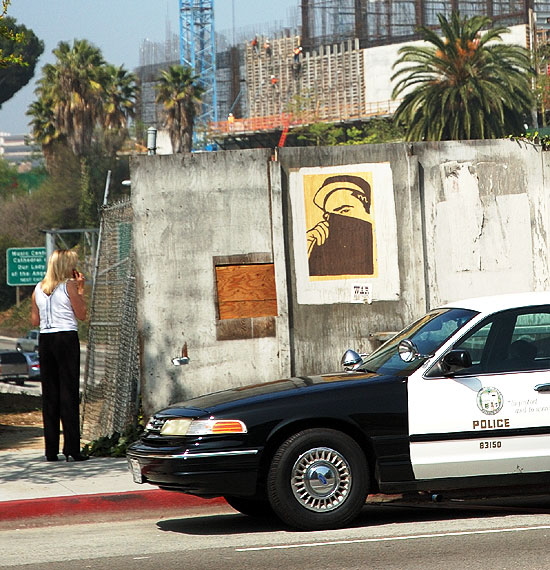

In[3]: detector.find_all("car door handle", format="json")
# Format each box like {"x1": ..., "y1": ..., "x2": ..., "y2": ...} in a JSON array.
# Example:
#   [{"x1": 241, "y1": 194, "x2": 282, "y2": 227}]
[{"x1": 534, "y1": 383, "x2": 550, "y2": 392}]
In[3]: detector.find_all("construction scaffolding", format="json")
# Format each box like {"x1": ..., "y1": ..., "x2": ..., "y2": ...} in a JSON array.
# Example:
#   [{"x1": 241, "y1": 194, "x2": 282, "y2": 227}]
[
  {"x1": 301, "y1": 0, "x2": 550, "y2": 50},
  {"x1": 243, "y1": 33, "x2": 367, "y2": 123},
  {"x1": 179, "y1": 0, "x2": 218, "y2": 124}
]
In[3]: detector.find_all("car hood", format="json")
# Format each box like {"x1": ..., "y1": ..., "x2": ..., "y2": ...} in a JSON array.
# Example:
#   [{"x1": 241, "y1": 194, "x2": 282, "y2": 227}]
[{"x1": 161, "y1": 370, "x2": 392, "y2": 416}]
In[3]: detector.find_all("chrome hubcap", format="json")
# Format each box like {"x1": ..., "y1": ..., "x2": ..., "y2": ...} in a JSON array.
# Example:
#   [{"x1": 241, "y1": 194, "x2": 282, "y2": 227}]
[{"x1": 291, "y1": 446, "x2": 352, "y2": 512}]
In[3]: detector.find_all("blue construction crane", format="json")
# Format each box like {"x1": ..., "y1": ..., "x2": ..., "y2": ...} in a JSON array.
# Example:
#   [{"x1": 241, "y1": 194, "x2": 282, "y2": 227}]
[{"x1": 179, "y1": 0, "x2": 218, "y2": 129}]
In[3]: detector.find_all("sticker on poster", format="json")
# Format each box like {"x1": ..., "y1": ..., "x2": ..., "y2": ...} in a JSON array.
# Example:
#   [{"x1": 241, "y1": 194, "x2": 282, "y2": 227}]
[{"x1": 351, "y1": 284, "x2": 372, "y2": 304}]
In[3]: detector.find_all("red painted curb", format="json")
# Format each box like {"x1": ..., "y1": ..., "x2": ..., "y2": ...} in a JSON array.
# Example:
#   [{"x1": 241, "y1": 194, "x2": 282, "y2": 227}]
[{"x1": 0, "y1": 490, "x2": 227, "y2": 523}]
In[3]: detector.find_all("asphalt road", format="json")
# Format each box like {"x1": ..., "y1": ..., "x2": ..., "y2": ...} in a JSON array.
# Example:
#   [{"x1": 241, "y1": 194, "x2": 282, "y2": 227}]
[
  {"x1": 0, "y1": 337, "x2": 18, "y2": 351},
  {"x1": 3, "y1": 498, "x2": 550, "y2": 569}
]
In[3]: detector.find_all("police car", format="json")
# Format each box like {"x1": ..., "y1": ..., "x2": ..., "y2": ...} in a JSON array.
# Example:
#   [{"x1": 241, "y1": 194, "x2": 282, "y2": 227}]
[{"x1": 127, "y1": 292, "x2": 550, "y2": 530}]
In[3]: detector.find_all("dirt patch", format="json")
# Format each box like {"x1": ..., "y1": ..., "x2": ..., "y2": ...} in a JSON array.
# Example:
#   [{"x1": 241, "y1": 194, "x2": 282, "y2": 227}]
[
  {"x1": 0, "y1": 392, "x2": 43, "y2": 450},
  {"x1": 0, "y1": 301, "x2": 32, "y2": 338},
  {"x1": 0, "y1": 391, "x2": 42, "y2": 416}
]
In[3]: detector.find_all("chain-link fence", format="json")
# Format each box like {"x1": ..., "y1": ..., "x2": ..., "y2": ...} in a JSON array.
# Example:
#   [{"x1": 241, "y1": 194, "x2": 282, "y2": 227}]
[{"x1": 80, "y1": 199, "x2": 139, "y2": 441}]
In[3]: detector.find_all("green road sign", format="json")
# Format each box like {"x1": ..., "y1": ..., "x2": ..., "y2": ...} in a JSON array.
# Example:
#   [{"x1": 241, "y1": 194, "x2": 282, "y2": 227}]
[{"x1": 6, "y1": 247, "x2": 47, "y2": 286}]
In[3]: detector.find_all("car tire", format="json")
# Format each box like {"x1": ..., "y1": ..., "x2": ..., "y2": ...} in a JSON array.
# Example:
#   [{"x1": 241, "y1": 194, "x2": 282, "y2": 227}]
[
  {"x1": 267, "y1": 428, "x2": 369, "y2": 530},
  {"x1": 15, "y1": 379, "x2": 24, "y2": 386},
  {"x1": 16, "y1": 344, "x2": 22, "y2": 352},
  {"x1": 224, "y1": 495, "x2": 274, "y2": 518}
]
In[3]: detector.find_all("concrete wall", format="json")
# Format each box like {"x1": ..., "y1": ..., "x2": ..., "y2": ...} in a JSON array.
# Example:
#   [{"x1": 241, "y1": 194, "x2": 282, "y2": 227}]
[
  {"x1": 279, "y1": 144, "x2": 426, "y2": 375},
  {"x1": 131, "y1": 138, "x2": 550, "y2": 414},
  {"x1": 413, "y1": 139, "x2": 550, "y2": 307},
  {"x1": 131, "y1": 149, "x2": 291, "y2": 414}
]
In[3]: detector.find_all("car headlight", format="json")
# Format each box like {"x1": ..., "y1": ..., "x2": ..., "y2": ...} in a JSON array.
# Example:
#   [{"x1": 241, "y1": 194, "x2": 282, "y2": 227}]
[{"x1": 159, "y1": 418, "x2": 247, "y2": 436}]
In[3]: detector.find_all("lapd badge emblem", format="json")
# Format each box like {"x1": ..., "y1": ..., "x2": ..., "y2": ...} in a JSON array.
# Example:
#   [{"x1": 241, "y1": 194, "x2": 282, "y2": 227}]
[{"x1": 477, "y1": 387, "x2": 504, "y2": 415}]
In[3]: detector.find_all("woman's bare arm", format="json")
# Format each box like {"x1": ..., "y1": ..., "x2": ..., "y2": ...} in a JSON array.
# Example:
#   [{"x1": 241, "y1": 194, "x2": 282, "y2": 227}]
[
  {"x1": 67, "y1": 275, "x2": 87, "y2": 321},
  {"x1": 31, "y1": 291, "x2": 40, "y2": 327}
]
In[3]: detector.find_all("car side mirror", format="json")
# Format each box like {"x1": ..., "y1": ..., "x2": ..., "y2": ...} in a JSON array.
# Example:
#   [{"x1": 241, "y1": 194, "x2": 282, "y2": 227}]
[
  {"x1": 439, "y1": 349, "x2": 473, "y2": 376},
  {"x1": 398, "y1": 339, "x2": 433, "y2": 362},
  {"x1": 341, "y1": 349, "x2": 365, "y2": 371}
]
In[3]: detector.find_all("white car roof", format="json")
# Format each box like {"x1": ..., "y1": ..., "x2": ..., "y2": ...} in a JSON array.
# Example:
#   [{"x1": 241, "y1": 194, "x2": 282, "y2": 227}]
[{"x1": 439, "y1": 292, "x2": 550, "y2": 314}]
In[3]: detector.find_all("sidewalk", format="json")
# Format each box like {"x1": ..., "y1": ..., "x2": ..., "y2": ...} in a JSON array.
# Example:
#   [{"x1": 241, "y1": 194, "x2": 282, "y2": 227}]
[
  {"x1": 0, "y1": 335, "x2": 227, "y2": 527},
  {"x1": 0, "y1": 449, "x2": 227, "y2": 528}
]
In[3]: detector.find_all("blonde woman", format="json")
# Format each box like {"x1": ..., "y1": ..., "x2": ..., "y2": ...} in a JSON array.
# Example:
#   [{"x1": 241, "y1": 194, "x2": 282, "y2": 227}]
[{"x1": 31, "y1": 249, "x2": 88, "y2": 462}]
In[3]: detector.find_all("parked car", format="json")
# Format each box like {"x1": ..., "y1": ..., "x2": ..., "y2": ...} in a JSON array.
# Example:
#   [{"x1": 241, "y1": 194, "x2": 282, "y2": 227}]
[
  {"x1": 0, "y1": 350, "x2": 31, "y2": 386},
  {"x1": 127, "y1": 292, "x2": 550, "y2": 530},
  {"x1": 16, "y1": 330, "x2": 39, "y2": 353},
  {"x1": 22, "y1": 352, "x2": 40, "y2": 381}
]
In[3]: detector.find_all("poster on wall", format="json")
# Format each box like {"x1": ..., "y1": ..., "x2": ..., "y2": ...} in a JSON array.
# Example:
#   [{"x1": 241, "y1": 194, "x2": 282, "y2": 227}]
[{"x1": 289, "y1": 163, "x2": 400, "y2": 305}]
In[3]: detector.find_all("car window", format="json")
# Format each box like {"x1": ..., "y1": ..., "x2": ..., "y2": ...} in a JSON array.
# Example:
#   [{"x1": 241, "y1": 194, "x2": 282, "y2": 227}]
[
  {"x1": 361, "y1": 307, "x2": 477, "y2": 376},
  {"x1": 513, "y1": 312, "x2": 550, "y2": 355},
  {"x1": 0, "y1": 352, "x2": 27, "y2": 364},
  {"x1": 453, "y1": 321, "x2": 494, "y2": 366},
  {"x1": 451, "y1": 306, "x2": 550, "y2": 375}
]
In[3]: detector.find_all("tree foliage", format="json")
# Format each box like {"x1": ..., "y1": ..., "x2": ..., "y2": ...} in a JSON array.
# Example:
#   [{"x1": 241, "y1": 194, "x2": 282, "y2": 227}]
[
  {"x1": 0, "y1": 157, "x2": 20, "y2": 197},
  {"x1": 29, "y1": 39, "x2": 139, "y2": 159},
  {"x1": 155, "y1": 65, "x2": 204, "y2": 153},
  {"x1": 391, "y1": 12, "x2": 534, "y2": 141},
  {"x1": 27, "y1": 39, "x2": 138, "y2": 226},
  {"x1": 292, "y1": 118, "x2": 405, "y2": 146},
  {"x1": 0, "y1": 16, "x2": 43, "y2": 106},
  {"x1": 34, "y1": 40, "x2": 107, "y2": 157},
  {"x1": 0, "y1": 0, "x2": 23, "y2": 67},
  {"x1": 295, "y1": 122, "x2": 344, "y2": 146},
  {"x1": 100, "y1": 64, "x2": 139, "y2": 156},
  {"x1": 533, "y1": 43, "x2": 550, "y2": 127}
]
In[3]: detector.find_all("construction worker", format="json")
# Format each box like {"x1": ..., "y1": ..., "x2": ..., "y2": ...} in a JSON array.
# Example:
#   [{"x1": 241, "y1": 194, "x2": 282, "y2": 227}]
[{"x1": 251, "y1": 36, "x2": 259, "y2": 54}]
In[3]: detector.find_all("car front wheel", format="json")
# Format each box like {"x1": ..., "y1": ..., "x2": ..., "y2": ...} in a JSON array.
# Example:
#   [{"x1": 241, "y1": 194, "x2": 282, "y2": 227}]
[
  {"x1": 267, "y1": 428, "x2": 369, "y2": 530},
  {"x1": 224, "y1": 495, "x2": 274, "y2": 518}
]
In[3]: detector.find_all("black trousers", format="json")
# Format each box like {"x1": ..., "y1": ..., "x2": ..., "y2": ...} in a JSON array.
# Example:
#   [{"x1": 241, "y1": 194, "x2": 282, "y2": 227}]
[{"x1": 39, "y1": 331, "x2": 81, "y2": 457}]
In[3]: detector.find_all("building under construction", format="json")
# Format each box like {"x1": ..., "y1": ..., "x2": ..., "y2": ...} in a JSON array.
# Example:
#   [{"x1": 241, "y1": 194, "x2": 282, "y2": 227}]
[
  {"x1": 301, "y1": 0, "x2": 542, "y2": 49},
  {"x1": 136, "y1": 0, "x2": 550, "y2": 149}
]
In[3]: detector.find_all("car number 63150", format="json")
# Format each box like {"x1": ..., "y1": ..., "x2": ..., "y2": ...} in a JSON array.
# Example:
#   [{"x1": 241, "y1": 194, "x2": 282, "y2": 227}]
[{"x1": 480, "y1": 441, "x2": 502, "y2": 449}]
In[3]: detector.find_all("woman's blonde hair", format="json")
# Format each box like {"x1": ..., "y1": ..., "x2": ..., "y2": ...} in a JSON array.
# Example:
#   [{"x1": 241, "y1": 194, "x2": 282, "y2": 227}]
[{"x1": 41, "y1": 249, "x2": 79, "y2": 295}]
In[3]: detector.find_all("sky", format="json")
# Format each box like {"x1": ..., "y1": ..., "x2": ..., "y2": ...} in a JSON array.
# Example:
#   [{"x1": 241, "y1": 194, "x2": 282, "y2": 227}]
[{"x1": 0, "y1": 0, "x2": 299, "y2": 134}]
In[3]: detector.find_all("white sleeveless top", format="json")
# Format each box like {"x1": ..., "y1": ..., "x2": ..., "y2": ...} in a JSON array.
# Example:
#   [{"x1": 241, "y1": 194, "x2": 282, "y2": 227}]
[{"x1": 34, "y1": 281, "x2": 78, "y2": 333}]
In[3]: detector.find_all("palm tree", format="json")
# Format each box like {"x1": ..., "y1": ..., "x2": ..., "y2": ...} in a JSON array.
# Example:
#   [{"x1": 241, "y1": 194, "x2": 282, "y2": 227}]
[
  {"x1": 26, "y1": 98, "x2": 63, "y2": 170},
  {"x1": 31, "y1": 43, "x2": 139, "y2": 161},
  {"x1": 35, "y1": 39, "x2": 106, "y2": 157},
  {"x1": 101, "y1": 64, "x2": 139, "y2": 156},
  {"x1": 102, "y1": 64, "x2": 139, "y2": 130},
  {"x1": 391, "y1": 12, "x2": 534, "y2": 141},
  {"x1": 29, "y1": 40, "x2": 140, "y2": 226},
  {"x1": 155, "y1": 65, "x2": 204, "y2": 153},
  {"x1": 534, "y1": 43, "x2": 550, "y2": 126}
]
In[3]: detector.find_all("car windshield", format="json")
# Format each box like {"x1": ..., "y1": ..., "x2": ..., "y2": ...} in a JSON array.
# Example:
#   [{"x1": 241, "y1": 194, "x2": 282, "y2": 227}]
[{"x1": 359, "y1": 307, "x2": 478, "y2": 376}]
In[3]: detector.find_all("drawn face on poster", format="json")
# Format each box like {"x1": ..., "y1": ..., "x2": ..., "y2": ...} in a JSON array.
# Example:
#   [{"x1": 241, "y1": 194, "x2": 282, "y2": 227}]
[
  {"x1": 290, "y1": 163, "x2": 398, "y2": 305},
  {"x1": 304, "y1": 173, "x2": 377, "y2": 278}
]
